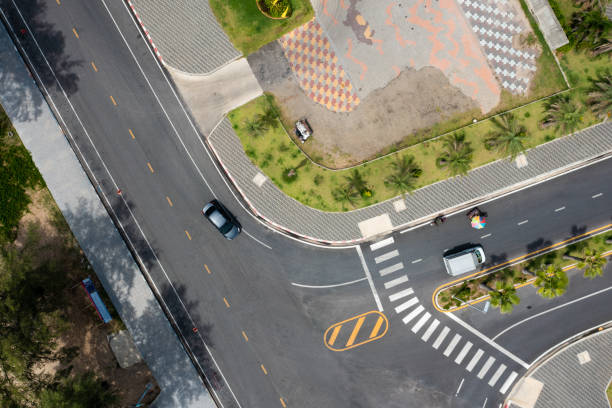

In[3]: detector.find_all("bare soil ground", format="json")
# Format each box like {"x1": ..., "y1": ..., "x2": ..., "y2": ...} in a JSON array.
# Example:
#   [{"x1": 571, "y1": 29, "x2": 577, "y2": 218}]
[
  {"x1": 22, "y1": 189, "x2": 159, "y2": 406},
  {"x1": 248, "y1": 41, "x2": 479, "y2": 168}
]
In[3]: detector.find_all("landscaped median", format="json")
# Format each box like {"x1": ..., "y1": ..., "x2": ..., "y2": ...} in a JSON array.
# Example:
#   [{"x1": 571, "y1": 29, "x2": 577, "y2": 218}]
[{"x1": 432, "y1": 226, "x2": 612, "y2": 314}]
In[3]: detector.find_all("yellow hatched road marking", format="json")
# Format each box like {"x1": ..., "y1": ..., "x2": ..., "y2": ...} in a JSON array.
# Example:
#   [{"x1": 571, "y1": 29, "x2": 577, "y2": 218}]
[
  {"x1": 110, "y1": 95, "x2": 117, "y2": 106},
  {"x1": 280, "y1": 397, "x2": 287, "y2": 407},
  {"x1": 72, "y1": 28, "x2": 79, "y2": 38},
  {"x1": 166, "y1": 196, "x2": 173, "y2": 207},
  {"x1": 204, "y1": 264, "x2": 211, "y2": 274},
  {"x1": 260, "y1": 364, "x2": 268, "y2": 375},
  {"x1": 128, "y1": 129, "x2": 135, "y2": 139},
  {"x1": 185, "y1": 230, "x2": 191, "y2": 240},
  {"x1": 241, "y1": 331, "x2": 249, "y2": 342},
  {"x1": 147, "y1": 162, "x2": 154, "y2": 173},
  {"x1": 369, "y1": 316, "x2": 385, "y2": 338},
  {"x1": 327, "y1": 325, "x2": 341, "y2": 346},
  {"x1": 91, "y1": 61, "x2": 98, "y2": 72},
  {"x1": 345, "y1": 316, "x2": 366, "y2": 347},
  {"x1": 223, "y1": 297, "x2": 230, "y2": 308}
]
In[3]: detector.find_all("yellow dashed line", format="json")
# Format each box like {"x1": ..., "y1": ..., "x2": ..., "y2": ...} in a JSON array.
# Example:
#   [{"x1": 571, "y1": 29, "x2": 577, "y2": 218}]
[
  {"x1": 204, "y1": 264, "x2": 211, "y2": 274},
  {"x1": 260, "y1": 364, "x2": 268, "y2": 375},
  {"x1": 147, "y1": 162, "x2": 154, "y2": 173},
  {"x1": 166, "y1": 196, "x2": 173, "y2": 207},
  {"x1": 72, "y1": 28, "x2": 79, "y2": 39},
  {"x1": 223, "y1": 297, "x2": 230, "y2": 308},
  {"x1": 280, "y1": 397, "x2": 287, "y2": 408},
  {"x1": 91, "y1": 61, "x2": 98, "y2": 72},
  {"x1": 128, "y1": 129, "x2": 135, "y2": 139},
  {"x1": 241, "y1": 331, "x2": 249, "y2": 342},
  {"x1": 327, "y1": 325, "x2": 341, "y2": 346},
  {"x1": 110, "y1": 95, "x2": 117, "y2": 106},
  {"x1": 185, "y1": 230, "x2": 191, "y2": 240},
  {"x1": 345, "y1": 316, "x2": 365, "y2": 347}
]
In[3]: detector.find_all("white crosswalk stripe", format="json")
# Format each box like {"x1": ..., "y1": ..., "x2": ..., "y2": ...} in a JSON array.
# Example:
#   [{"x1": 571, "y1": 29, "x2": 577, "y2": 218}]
[
  {"x1": 477, "y1": 356, "x2": 496, "y2": 379},
  {"x1": 421, "y1": 319, "x2": 439, "y2": 342},
  {"x1": 466, "y1": 349, "x2": 484, "y2": 372},
  {"x1": 443, "y1": 334, "x2": 462, "y2": 357},
  {"x1": 411, "y1": 312, "x2": 431, "y2": 333},
  {"x1": 379, "y1": 262, "x2": 403, "y2": 276},
  {"x1": 499, "y1": 371, "x2": 518, "y2": 394},
  {"x1": 375, "y1": 250, "x2": 399, "y2": 264},
  {"x1": 384, "y1": 275, "x2": 408, "y2": 289},
  {"x1": 454, "y1": 341, "x2": 473, "y2": 365},
  {"x1": 370, "y1": 237, "x2": 394, "y2": 251},
  {"x1": 402, "y1": 305, "x2": 424, "y2": 324},
  {"x1": 488, "y1": 364, "x2": 506, "y2": 387},
  {"x1": 389, "y1": 288, "x2": 414, "y2": 302},
  {"x1": 395, "y1": 297, "x2": 419, "y2": 313},
  {"x1": 432, "y1": 326, "x2": 450, "y2": 349}
]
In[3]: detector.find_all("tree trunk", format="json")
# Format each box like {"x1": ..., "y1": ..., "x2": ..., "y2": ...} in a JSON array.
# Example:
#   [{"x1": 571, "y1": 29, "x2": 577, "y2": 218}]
[{"x1": 563, "y1": 254, "x2": 583, "y2": 262}]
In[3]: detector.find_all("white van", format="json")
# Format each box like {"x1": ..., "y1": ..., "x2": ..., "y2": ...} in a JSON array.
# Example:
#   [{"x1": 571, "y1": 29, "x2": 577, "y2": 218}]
[{"x1": 443, "y1": 246, "x2": 486, "y2": 276}]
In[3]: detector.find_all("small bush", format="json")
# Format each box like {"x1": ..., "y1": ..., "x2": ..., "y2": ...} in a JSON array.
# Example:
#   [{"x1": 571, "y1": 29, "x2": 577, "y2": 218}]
[
  {"x1": 524, "y1": 111, "x2": 531, "y2": 118},
  {"x1": 544, "y1": 134, "x2": 556, "y2": 141},
  {"x1": 313, "y1": 174, "x2": 323, "y2": 185},
  {"x1": 282, "y1": 167, "x2": 298, "y2": 183}
]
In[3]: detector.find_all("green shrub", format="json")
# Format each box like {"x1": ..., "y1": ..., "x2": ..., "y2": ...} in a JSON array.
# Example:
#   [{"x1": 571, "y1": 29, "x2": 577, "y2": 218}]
[{"x1": 259, "y1": 0, "x2": 293, "y2": 18}]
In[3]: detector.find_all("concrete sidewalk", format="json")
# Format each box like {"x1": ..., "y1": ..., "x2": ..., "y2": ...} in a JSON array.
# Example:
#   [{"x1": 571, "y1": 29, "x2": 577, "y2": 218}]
[
  {"x1": 208, "y1": 117, "x2": 612, "y2": 244},
  {"x1": 0, "y1": 25, "x2": 215, "y2": 408},
  {"x1": 506, "y1": 327, "x2": 612, "y2": 408}
]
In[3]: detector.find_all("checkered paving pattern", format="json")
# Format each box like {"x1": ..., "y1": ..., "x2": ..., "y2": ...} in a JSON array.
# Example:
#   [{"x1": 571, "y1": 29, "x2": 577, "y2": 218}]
[
  {"x1": 458, "y1": 0, "x2": 537, "y2": 94},
  {"x1": 279, "y1": 20, "x2": 360, "y2": 112}
]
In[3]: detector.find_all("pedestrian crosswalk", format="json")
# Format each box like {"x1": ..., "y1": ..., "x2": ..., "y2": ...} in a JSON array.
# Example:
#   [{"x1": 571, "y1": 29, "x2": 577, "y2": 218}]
[{"x1": 368, "y1": 237, "x2": 520, "y2": 395}]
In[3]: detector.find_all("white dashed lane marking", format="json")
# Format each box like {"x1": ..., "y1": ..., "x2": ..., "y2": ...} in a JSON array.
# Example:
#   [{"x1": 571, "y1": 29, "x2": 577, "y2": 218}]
[
  {"x1": 517, "y1": 220, "x2": 528, "y2": 226},
  {"x1": 480, "y1": 233, "x2": 491, "y2": 239},
  {"x1": 379, "y1": 262, "x2": 404, "y2": 276},
  {"x1": 592, "y1": 193, "x2": 603, "y2": 199},
  {"x1": 554, "y1": 206, "x2": 565, "y2": 212},
  {"x1": 389, "y1": 288, "x2": 414, "y2": 302},
  {"x1": 411, "y1": 258, "x2": 423, "y2": 264}
]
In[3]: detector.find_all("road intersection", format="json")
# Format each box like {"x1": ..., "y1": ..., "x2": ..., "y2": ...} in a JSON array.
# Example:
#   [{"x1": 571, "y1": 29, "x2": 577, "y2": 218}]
[{"x1": 1, "y1": 0, "x2": 610, "y2": 407}]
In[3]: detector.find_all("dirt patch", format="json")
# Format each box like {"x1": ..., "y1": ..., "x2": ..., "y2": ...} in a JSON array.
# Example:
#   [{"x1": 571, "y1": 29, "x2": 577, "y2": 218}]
[
  {"x1": 20, "y1": 189, "x2": 160, "y2": 406},
  {"x1": 248, "y1": 41, "x2": 479, "y2": 168}
]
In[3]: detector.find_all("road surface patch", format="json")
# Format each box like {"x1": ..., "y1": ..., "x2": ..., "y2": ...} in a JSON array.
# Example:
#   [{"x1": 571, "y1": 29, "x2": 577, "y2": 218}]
[{"x1": 324, "y1": 311, "x2": 388, "y2": 351}]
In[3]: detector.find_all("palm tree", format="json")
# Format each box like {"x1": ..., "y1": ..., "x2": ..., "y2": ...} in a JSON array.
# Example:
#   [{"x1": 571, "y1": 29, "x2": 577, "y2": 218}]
[
  {"x1": 344, "y1": 169, "x2": 369, "y2": 194},
  {"x1": 541, "y1": 94, "x2": 584, "y2": 135},
  {"x1": 570, "y1": 10, "x2": 612, "y2": 53},
  {"x1": 586, "y1": 70, "x2": 612, "y2": 119},
  {"x1": 257, "y1": 105, "x2": 280, "y2": 130},
  {"x1": 534, "y1": 265, "x2": 569, "y2": 298},
  {"x1": 572, "y1": 0, "x2": 599, "y2": 10},
  {"x1": 385, "y1": 155, "x2": 422, "y2": 194},
  {"x1": 592, "y1": 39, "x2": 612, "y2": 56},
  {"x1": 577, "y1": 249, "x2": 608, "y2": 279},
  {"x1": 332, "y1": 184, "x2": 360, "y2": 207},
  {"x1": 243, "y1": 118, "x2": 267, "y2": 137},
  {"x1": 436, "y1": 131, "x2": 473, "y2": 176},
  {"x1": 484, "y1": 113, "x2": 528, "y2": 159},
  {"x1": 489, "y1": 280, "x2": 520, "y2": 314}
]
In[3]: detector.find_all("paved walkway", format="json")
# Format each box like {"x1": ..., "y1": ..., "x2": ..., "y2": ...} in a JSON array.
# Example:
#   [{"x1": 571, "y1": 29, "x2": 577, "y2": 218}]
[
  {"x1": 126, "y1": 0, "x2": 240, "y2": 74},
  {"x1": 507, "y1": 328, "x2": 612, "y2": 408},
  {"x1": 208, "y1": 118, "x2": 612, "y2": 244},
  {"x1": 0, "y1": 25, "x2": 214, "y2": 408}
]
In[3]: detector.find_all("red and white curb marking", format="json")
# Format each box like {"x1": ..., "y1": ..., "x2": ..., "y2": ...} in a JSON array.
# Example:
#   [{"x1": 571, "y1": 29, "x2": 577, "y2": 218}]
[{"x1": 125, "y1": 0, "x2": 164, "y2": 63}]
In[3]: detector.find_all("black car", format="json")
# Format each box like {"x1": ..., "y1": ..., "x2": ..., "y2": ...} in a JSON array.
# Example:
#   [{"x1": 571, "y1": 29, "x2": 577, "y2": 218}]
[{"x1": 202, "y1": 200, "x2": 241, "y2": 240}]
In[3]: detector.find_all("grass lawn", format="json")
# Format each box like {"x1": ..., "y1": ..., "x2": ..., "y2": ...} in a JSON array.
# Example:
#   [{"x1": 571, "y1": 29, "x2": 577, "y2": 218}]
[
  {"x1": 608, "y1": 382, "x2": 612, "y2": 406},
  {"x1": 209, "y1": 0, "x2": 313, "y2": 55}
]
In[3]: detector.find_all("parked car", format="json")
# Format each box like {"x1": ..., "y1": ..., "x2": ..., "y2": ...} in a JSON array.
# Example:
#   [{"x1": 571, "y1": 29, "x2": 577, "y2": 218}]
[
  {"x1": 443, "y1": 245, "x2": 485, "y2": 276},
  {"x1": 202, "y1": 200, "x2": 241, "y2": 240}
]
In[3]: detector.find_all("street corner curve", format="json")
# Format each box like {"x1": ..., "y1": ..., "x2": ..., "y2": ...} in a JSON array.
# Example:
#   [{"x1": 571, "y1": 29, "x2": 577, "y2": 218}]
[{"x1": 324, "y1": 310, "x2": 389, "y2": 352}]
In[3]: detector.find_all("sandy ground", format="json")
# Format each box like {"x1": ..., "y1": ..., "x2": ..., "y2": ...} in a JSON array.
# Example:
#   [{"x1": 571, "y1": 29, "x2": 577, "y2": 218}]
[
  {"x1": 248, "y1": 41, "x2": 478, "y2": 168},
  {"x1": 19, "y1": 189, "x2": 159, "y2": 406}
]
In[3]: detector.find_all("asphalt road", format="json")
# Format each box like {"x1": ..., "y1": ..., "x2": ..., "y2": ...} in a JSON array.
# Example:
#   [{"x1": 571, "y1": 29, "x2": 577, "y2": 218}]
[{"x1": 1, "y1": 1, "x2": 611, "y2": 407}]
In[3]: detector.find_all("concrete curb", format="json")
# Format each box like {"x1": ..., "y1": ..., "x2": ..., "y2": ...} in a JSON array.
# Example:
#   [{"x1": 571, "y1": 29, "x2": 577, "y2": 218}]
[{"x1": 124, "y1": 0, "x2": 164, "y2": 64}]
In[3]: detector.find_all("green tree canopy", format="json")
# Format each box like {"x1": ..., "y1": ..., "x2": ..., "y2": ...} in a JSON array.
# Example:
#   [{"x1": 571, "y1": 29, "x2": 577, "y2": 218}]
[{"x1": 534, "y1": 265, "x2": 569, "y2": 298}]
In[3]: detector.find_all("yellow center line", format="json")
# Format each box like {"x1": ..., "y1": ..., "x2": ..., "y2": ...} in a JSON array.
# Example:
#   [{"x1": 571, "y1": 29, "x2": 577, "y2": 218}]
[
  {"x1": 327, "y1": 325, "x2": 341, "y2": 346},
  {"x1": 110, "y1": 95, "x2": 117, "y2": 106},
  {"x1": 72, "y1": 28, "x2": 79, "y2": 39},
  {"x1": 185, "y1": 230, "x2": 191, "y2": 240},
  {"x1": 204, "y1": 264, "x2": 211, "y2": 274},
  {"x1": 147, "y1": 162, "x2": 154, "y2": 173},
  {"x1": 91, "y1": 61, "x2": 98, "y2": 72},
  {"x1": 128, "y1": 129, "x2": 135, "y2": 139},
  {"x1": 166, "y1": 196, "x2": 173, "y2": 207},
  {"x1": 280, "y1": 397, "x2": 287, "y2": 408},
  {"x1": 241, "y1": 331, "x2": 249, "y2": 342},
  {"x1": 260, "y1": 364, "x2": 268, "y2": 375},
  {"x1": 223, "y1": 297, "x2": 230, "y2": 308},
  {"x1": 345, "y1": 316, "x2": 365, "y2": 347},
  {"x1": 369, "y1": 316, "x2": 385, "y2": 338},
  {"x1": 432, "y1": 223, "x2": 612, "y2": 313}
]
